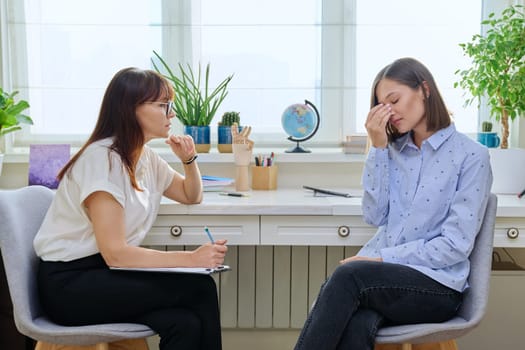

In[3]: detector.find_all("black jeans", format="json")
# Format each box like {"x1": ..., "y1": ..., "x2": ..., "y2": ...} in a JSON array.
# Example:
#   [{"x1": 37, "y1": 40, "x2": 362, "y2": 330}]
[
  {"x1": 294, "y1": 260, "x2": 463, "y2": 350},
  {"x1": 37, "y1": 254, "x2": 222, "y2": 350}
]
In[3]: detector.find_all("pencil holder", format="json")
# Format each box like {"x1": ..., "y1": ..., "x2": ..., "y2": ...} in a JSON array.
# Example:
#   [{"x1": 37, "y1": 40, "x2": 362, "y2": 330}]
[{"x1": 251, "y1": 165, "x2": 278, "y2": 190}]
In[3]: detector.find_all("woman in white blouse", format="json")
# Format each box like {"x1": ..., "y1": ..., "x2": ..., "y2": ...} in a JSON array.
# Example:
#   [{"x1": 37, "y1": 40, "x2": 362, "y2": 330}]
[
  {"x1": 294, "y1": 57, "x2": 492, "y2": 350},
  {"x1": 34, "y1": 67, "x2": 227, "y2": 350}
]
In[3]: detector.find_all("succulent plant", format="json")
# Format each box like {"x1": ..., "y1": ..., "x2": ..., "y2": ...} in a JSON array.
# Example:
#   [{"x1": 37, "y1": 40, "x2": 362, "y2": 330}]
[
  {"x1": 481, "y1": 121, "x2": 493, "y2": 132},
  {"x1": 219, "y1": 111, "x2": 240, "y2": 126}
]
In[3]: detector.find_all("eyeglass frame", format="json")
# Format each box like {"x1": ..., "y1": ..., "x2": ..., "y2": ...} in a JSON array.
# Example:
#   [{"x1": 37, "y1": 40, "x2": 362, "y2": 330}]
[{"x1": 143, "y1": 101, "x2": 174, "y2": 116}]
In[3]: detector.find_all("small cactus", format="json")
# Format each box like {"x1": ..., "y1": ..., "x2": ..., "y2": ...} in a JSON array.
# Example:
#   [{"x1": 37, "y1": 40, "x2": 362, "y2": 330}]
[
  {"x1": 481, "y1": 121, "x2": 493, "y2": 132},
  {"x1": 219, "y1": 111, "x2": 240, "y2": 126}
]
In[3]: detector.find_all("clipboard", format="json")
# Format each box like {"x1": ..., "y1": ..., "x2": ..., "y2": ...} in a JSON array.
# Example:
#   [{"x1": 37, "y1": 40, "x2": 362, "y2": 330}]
[{"x1": 110, "y1": 265, "x2": 231, "y2": 275}]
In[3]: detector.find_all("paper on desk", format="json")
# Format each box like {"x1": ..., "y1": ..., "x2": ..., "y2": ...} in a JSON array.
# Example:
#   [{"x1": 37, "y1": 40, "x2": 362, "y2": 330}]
[{"x1": 110, "y1": 265, "x2": 230, "y2": 275}]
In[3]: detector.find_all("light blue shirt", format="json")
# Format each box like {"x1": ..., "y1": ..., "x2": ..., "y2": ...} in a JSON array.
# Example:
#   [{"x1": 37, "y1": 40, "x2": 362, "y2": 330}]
[{"x1": 359, "y1": 124, "x2": 493, "y2": 291}]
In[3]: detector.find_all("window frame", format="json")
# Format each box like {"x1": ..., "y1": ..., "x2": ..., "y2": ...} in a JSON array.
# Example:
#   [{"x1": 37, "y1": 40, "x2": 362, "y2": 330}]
[{"x1": 2, "y1": 0, "x2": 517, "y2": 156}]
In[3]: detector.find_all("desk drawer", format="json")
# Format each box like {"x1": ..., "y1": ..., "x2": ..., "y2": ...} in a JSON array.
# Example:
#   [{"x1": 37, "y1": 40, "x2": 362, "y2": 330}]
[
  {"x1": 494, "y1": 217, "x2": 525, "y2": 247},
  {"x1": 260, "y1": 216, "x2": 376, "y2": 246},
  {"x1": 143, "y1": 215, "x2": 259, "y2": 245}
]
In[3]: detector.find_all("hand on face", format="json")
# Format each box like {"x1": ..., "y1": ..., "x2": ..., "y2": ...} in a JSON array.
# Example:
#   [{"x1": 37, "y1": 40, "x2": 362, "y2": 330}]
[
  {"x1": 365, "y1": 103, "x2": 392, "y2": 148},
  {"x1": 165, "y1": 135, "x2": 197, "y2": 162}
]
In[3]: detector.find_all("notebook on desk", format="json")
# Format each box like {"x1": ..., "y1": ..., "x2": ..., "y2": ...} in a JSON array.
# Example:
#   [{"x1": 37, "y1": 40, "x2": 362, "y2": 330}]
[{"x1": 110, "y1": 265, "x2": 230, "y2": 275}]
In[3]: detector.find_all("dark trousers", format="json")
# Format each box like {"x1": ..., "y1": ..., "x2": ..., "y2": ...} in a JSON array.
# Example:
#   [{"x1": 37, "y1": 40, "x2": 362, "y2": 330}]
[
  {"x1": 37, "y1": 254, "x2": 222, "y2": 350},
  {"x1": 294, "y1": 260, "x2": 463, "y2": 350}
]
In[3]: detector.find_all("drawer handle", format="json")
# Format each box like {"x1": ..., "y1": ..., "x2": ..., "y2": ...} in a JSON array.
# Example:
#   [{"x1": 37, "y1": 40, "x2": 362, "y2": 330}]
[
  {"x1": 170, "y1": 225, "x2": 182, "y2": 237},
  {"x1": 507, "y1": 227, "x2": 519, "y2": 239},
  {"x1": 338, "y1": 225, "x2": 350, "y2": 237}
]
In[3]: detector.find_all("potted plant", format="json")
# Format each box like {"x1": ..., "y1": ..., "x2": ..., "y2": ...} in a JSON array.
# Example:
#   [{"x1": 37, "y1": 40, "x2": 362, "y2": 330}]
[
  {"x1": 455, "y1": 4, "x2": 525, "y2": 194},
  {"x1": 151, "y1": 50, "x2": 233, "y2": 153},
  {"x1": 481, "y1": 121, "x2": 492, "y2": 132},
  {"x1": 454, "y1": 4, "x2": 525, "y2": 149},
  {"x1": 0, "y1": 88, "x2": 32, "y2": 174},
  {"x1": 217, "y1": 111, "x2": 241, "y2": 153}
]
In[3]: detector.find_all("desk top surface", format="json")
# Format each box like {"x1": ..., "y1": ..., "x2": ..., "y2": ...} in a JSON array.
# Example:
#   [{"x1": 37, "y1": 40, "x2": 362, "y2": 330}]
[{"x1": 159, "y1": 189, "x2": 525, "y2": 217}]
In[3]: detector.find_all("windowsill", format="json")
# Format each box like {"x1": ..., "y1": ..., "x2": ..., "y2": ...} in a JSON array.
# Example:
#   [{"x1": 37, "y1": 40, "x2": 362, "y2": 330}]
[{"x1": 2, "y1": 147, "x2": 366, "y2": 164}]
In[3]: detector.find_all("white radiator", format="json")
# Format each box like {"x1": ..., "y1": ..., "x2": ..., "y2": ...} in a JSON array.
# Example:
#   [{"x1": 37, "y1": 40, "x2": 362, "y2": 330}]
[{"x1": 155, "y1": 245, "x2": 360, "y2": 329}]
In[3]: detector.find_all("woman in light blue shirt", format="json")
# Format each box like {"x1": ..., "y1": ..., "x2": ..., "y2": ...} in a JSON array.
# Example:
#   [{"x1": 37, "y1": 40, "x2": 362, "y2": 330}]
[{"x1": 294, "y1": 57, "x2": 493, "y2": 350}]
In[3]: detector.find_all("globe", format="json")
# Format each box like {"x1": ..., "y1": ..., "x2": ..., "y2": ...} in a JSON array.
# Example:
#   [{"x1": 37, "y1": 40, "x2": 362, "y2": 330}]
[{"x1": 281, "y1": 100, "x2": 320, "y2": 153}]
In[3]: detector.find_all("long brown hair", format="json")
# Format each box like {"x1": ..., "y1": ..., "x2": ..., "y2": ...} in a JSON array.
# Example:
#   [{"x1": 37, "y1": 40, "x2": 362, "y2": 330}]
[
  {"x1": 370, "y1": 57, "x2": 451, "y2": 142},
  {"x1": 58, "y1": 67, "x2": 174, "y2": 190}
]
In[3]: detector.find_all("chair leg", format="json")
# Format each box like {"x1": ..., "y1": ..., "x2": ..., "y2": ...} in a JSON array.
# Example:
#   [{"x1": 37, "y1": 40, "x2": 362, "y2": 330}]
[
  {"x1": 34, "y1": 338, "x2": 149, "y2": 350},
  {"x1": 109, "y1": 338, "x2": 149, "y2": 350},
  {"x1": 35, "y1": 341, "x2": 109, "y2": 350},
  {"x1": 375, "y1": 340, "x2": 457, "y2": 350},
  {"x1": 438, "y1": 340, "x2": 458, "y2": 350},
  {"x1": 35, "y1": 341, "x2": 110, "y2": 350}
]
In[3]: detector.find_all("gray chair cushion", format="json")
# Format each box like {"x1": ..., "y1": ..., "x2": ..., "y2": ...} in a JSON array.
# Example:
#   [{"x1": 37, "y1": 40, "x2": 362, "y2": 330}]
[
  {"x1": 0, "y1": 185, "x2": 155, "y2": 345},
  {"x1": 375, "y1": 193, "x2": 497, "y2": 344}
]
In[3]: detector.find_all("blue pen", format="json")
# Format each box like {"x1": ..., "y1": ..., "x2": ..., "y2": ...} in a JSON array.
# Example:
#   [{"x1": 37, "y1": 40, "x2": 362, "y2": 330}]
[{"x1": 204, "y1": 226, "x2": 215, "y2": 244}]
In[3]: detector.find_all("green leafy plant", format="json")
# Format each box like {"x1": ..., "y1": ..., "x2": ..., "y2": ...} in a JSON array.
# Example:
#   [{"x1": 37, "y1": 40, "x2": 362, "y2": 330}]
[
  {"x1": 219, "y1": 111, "x2": 240, "y2": 126},
  {"x1": 151, "y1": 50, "x2": 233, "y2": 126},
  {"x1": 454, "y1": 5, "x2": 525, "y2": 149},
  {"x1": 0, "y1": 88, "x2": 32, "y2": 136}
]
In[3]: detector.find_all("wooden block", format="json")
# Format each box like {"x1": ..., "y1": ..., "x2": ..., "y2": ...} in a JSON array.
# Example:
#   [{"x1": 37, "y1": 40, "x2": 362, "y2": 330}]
[{"x1": 251, "y1": 166, "x2": 278, "y2": 190}]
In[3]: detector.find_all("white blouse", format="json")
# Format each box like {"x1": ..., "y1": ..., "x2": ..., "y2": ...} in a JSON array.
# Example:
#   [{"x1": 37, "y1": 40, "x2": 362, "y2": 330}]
[{"x1": 34, "y1": 138, "x2": 175, "y2": 261}]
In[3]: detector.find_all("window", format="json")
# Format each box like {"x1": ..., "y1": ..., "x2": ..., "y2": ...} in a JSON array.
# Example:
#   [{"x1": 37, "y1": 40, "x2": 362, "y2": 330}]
[
  {"x1": 2, "y1": 0, "x2": 484, "y2": 151},
  {"x1": 352, "y1": 0, "x2": 482, "y2": 134}
]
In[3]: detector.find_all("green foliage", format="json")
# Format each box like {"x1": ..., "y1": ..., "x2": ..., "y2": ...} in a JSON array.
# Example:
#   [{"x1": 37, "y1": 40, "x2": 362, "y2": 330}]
[
  {"x1": 219, "y1": 111, "x2": 240, "y2": 126},
  {"x1": 0, "y1": 88, "x2": 32, "y2": 136},
  {"x1": 454, "y1": 5, "x2": 525, "y2": 147},
  {"x1": 151, "y1": 51, "x2": 233, "y2": 126}
]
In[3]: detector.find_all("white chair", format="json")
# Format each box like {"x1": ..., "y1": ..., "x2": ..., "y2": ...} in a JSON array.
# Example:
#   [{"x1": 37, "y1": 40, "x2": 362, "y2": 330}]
[
  {"x1": 374, "y1": 193, "x2": 498, "y2": 350},
  {"x1": 0, "y1": 185, "x2": 155, "y2": 350}
]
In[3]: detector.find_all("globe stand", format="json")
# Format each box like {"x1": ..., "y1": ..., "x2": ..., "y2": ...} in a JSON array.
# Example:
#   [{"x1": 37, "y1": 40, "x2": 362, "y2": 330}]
[{"x1": 285, "y1": 141, "x2": 311, "y2": 153}]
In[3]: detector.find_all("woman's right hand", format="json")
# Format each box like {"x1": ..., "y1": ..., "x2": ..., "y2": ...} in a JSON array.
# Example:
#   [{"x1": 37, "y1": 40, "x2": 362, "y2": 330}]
[
  {"x1": 365, "y1": 104, "x2": 391, "y2": 148},
  {"x1": 191, "y1": 240, "x2": 228, "y2": 267}
]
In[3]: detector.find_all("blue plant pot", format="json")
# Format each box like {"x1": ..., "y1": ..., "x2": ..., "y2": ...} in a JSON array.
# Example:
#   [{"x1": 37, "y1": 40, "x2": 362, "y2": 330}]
[
  {"x1": 217, "y1": 125, "x2": 242, "y2": 153},
  {"x1": 184, "y1": 125, "x2": 211, "y2": 153}
]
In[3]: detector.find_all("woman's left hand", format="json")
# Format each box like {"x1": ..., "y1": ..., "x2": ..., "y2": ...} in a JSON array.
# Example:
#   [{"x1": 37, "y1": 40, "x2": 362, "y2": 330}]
[
  {"x1": 340, "y1": 255, "x2": 383, "y2": 264},
  {"x1": 166, "y1": 135, "x2": 197, "y2": 163}
]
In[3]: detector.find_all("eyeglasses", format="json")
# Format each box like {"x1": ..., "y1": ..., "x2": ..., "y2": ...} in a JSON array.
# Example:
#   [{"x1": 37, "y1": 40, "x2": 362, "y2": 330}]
[{"x1": 144, "y1": 101, "x2": 174, "y2": 116}]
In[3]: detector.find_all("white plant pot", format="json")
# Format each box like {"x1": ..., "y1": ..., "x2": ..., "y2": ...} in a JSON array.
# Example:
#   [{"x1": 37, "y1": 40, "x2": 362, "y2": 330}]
[{"x1": 489, "y1": 148, "x2": 525, "y2": 195}]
